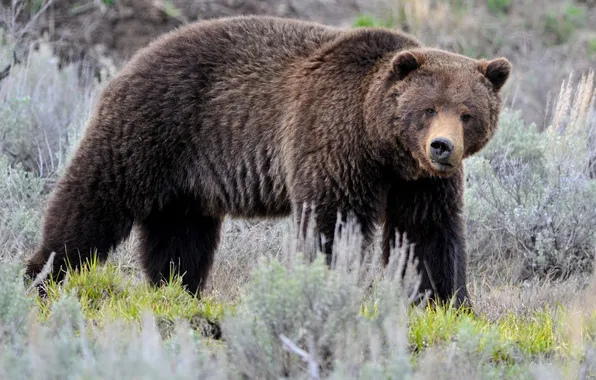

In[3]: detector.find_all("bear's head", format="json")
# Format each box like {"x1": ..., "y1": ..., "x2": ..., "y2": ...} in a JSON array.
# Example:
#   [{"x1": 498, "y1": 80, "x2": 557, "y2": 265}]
[{"x1": 366, "y1": 48, "x2": 511, "y2": 179}]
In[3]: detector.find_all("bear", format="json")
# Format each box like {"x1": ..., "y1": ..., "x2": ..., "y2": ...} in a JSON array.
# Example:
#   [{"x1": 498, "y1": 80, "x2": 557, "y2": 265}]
[{"x1": 24, "y1": 15, "x2": 511, "y2": 308}]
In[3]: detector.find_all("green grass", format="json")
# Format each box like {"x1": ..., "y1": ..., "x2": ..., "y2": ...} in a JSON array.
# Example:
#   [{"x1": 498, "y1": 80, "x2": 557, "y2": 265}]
[
  {"x1": 34, "y1": 256, "x2": 229, "y2": 337},
  {"x1": 409, "y1": 305, "x2": 559, "y2": 359}
]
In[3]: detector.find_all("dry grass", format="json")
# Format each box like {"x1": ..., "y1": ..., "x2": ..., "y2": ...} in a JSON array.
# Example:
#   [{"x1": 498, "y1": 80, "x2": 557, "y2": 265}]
[{"x1": 472, "y1": 274, "x2": 591, "y2": 321}]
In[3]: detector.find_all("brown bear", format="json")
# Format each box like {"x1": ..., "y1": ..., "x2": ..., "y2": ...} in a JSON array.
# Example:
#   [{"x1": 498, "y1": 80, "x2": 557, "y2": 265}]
[{"x1": 24, "y1": 15, "x2": 511, "y2": 308}]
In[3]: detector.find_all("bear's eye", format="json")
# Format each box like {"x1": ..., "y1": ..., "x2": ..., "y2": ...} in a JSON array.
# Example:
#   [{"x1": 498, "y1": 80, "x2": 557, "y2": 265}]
[
  {"x1": 425, "y1": 108, "x2": 437, "y2": 116},
  {"x1": 461, "y1": 114, "x2": 472, "y2": 122}
]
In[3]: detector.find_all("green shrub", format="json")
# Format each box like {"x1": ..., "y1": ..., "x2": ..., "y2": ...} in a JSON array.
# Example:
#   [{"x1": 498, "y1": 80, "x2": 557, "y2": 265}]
[
  {"x1": 543, "y1": 3, "x2": 587, "y2": 45},
  {"x1": 486, "y1": 0, "x2": 512, "y2": 15},
  {"x1": 588, "y1": 38, "x2": 596, "y2": 59}
]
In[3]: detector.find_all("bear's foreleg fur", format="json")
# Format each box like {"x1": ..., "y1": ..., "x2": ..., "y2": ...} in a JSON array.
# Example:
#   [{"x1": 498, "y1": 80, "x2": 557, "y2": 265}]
[
  {"x1": 25, "y1": 155, "x2": 135, "y2": 288},
  {"x1": 382, "y1": 171, "x2": 470, "y2": 308}
]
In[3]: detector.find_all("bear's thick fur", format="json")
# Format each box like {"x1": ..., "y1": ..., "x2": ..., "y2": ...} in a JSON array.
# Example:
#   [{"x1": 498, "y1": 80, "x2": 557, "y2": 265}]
[{"x1": 25, "y1": 15, "x2": 511, "y2": 307}]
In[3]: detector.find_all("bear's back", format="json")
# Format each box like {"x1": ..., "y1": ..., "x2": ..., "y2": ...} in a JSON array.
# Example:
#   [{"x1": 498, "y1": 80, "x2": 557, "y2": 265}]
[{"x1": 120, "y1": 16, "x2": 342, "y2": 80}]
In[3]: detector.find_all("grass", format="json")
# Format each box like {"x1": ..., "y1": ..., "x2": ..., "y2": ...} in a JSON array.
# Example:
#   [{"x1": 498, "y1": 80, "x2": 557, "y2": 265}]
[{"x1": 41, "y1": 263, "x2": 572, "y2": 359}]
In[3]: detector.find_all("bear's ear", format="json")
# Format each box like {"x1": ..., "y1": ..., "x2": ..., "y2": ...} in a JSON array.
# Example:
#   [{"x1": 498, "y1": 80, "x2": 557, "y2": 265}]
[
  {"x1": 390, "y1": 51, "x2": 423, "y2": 81},
  {"x1": 479, "y1": 57, "x2": 512, "y2": 91}
]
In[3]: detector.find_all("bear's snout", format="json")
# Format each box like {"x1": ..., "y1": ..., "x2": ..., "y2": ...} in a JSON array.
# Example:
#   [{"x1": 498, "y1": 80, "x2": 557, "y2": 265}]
[
  {"x1": 429, "y1": 137, "x2": 454, "y2": 164},
  {"x1": 424, "y1": 114, "x2": 464, "y2": 175}
]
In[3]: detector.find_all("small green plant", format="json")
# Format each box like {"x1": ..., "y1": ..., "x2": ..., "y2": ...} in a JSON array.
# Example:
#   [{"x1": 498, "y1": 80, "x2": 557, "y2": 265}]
[
  {"x1": 486, "y1": 0, "x2": 512, "y2": 15},
  {"x1": 352, "y1": 14, "x2": 394, "y2": 29},
  {"x1": 162, "y1": 0, "x2": 182, "y2": 19},
  {"x1": 588, "y1": 38, "x2": 596, "y2": 59}
]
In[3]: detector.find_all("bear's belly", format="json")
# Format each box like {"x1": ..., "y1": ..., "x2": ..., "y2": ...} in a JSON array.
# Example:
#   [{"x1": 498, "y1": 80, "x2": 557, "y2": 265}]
[
  {"x1": 188, "y1": 164, "x2": 292, "y2": 218},
  {"x1": 207, "y1": 181, "x2": 292, "y2": 218}
]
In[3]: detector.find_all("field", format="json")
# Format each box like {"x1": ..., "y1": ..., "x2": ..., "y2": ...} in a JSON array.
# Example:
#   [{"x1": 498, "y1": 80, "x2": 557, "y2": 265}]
[{"x1": 1, "y1": 0, "x2": 596, "y2": 379}]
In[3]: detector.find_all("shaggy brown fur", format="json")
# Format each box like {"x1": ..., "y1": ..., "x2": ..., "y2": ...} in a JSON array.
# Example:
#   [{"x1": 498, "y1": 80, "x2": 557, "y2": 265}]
[{"x1": 25, "y1": 15, "x2": 511, "y2": 307}]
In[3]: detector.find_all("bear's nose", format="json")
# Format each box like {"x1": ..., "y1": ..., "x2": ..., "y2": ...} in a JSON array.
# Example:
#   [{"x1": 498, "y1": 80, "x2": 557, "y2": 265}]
[{"x1": 429, "y1": 137, "x2": 454, "y2": 164}]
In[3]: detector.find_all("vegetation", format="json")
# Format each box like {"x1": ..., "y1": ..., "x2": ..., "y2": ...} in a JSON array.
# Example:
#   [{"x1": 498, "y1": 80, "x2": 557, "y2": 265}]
[{"x1": 0, "y1": 1, "x2": 595, "y2": 378}]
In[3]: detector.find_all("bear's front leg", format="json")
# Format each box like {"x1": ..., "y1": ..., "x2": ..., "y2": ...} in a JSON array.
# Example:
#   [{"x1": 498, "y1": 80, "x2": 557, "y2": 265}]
[{"x1": 382, "y1": 171, "x2": 470, "y2": 309}]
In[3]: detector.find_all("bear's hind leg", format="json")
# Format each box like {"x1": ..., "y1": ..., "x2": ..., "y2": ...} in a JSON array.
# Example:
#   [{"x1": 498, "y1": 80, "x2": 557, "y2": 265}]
[{"x1": 138, "y1": 196, "x2": 222, "y2": 297}]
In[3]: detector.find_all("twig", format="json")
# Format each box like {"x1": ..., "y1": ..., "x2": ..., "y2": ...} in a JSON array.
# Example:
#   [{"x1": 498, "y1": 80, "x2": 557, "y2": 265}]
[
  {"x1": 0, "y1": 63, "x2": 11, "y2": 81},
  {"x1": 0, "y1": 50, "x2": 22, "y2": 82},
  {"x1": 279, "y1": 334, "x2": 320, "y2": 380},
  {"x1": 25, "y1": 251, "x2": 56, "y2": 296}
]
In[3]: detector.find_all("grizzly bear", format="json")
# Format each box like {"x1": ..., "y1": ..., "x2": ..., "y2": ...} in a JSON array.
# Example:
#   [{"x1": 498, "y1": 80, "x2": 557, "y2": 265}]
[{"x1": 24, "y1": 15, "x2": 511, "y2": 308}]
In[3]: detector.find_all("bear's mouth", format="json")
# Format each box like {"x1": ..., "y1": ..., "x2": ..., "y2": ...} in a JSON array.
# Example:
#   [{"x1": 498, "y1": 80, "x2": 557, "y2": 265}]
[{"x1": 430, "y1": 160, "x2": 456, "y2": 174}]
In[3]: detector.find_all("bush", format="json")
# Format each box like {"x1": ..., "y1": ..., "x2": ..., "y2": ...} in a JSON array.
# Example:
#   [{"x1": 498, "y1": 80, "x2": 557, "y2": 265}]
[
  {"x1": 465, "y1": 71, "x2": 596, "y2": 281},
  {"x1": 1, "y1": 232, "x2": 592, "y2": 379},
  {"x1": 0, "y1": 155, "x2": 45, "y2": 257},
  {"x1": 486, "y1": 0, "x2": 512, "y2": 15},
  {"x1": 543, "y1": 3, "x2": 587, "y2": 45},
  {"x1": 222, "y1": 219, "x2": 418, "y2": 379},
  {"x1": 0, "y1": 39, "x2": 101, "y2": 176},
  {"x1": 0, "y1": 260, "x2": 230, "y2": 380}
]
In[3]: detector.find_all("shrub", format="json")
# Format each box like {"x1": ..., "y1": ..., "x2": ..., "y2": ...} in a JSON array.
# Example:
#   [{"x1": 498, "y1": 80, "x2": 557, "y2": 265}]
[
  {"x1": 352, "y1": 14, "x2": 394, "y2": 28},
  {"x1": 465, "y1": 71, "x2": 596, "y2": 281},
  {"x1": 0, "y1": 155, "x2": 45, "y2": 257},
  {"x1": 0, "y1": 39, "x2": 101, "y2": 176},
  {"x1": 543, "y1": 3, "x2": 587, "y2": 45},
  {"x1": 486, "y1": 0, "x2": 512, "y2": 15},
  {"x1": 222, "y1": 218, "x2": 419, "y2": 379}
]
